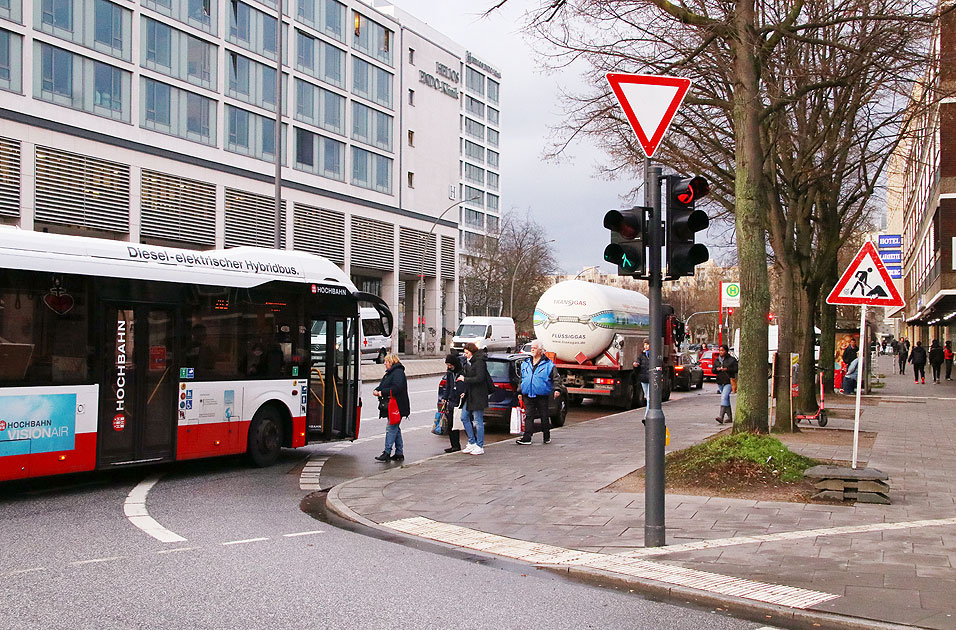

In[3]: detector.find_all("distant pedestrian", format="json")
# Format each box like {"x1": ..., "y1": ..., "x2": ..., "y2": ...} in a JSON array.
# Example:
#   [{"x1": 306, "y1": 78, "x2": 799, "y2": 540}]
[
  {"x1": 842, "y1": 341, "x2": 858, "y2": 368},
  {"x1": 909, "y1": 341, "x2": 927, "y2": 385},
  {"x1": 457, "y1": 342, "x2": 490, "y2": 455},
  {"x1": 713, "y1": 344, "x2": 738, "y2": 424},
  {"x1": 373, "y1": 354, "x2": 408, "y2": 462},
  {"x1": 904, "y1": 337, "x2": 911, "y2": 353},
  {"x1": 516, "y1": 340, "x2": 561, "y2": 445},
  {"x1": 635, "y1": 340, "x2": 651, "y2": 417},
  {"x1": 929, "y1": 340, "x2": 945, "y2": 384},
  {"x1": 438, "y1": 354, "x2": 465, "y2": 453},
  {"x1": 841, "y1": 357, "x2": 859, "y2": 395},
  {"x1": 945, "y1": 341, "x2": 953, "y2": 381},
  {"x1": 897, "y1": 340, "x2": 909, "y2": 375}
]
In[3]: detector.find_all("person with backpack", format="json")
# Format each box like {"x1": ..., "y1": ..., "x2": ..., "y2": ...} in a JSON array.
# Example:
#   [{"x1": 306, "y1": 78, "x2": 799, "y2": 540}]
[
  {"x1": 945, "y1": 341, "x2": 954, "y2": 381},
  {"x1": 929, "y1": 339, "x2": 945, "y2": 384},
  {"x1": 909, "y1": 340, "x2": 928, "y2": 385},
  {"x1": 516, "y1": 339, "x2": 561, "y2": 445},
  {"x1": 456, "y1": 342, "x2": 490, "y2": 455}
]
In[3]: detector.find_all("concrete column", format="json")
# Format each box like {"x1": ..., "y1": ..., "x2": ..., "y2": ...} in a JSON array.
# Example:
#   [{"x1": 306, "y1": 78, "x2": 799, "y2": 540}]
[
  {"x1": 215, "y1": 184, "x2": 225, "y2": 249},
  {"x1": 19, "y1": 141, "x2": 35, "y2": 231},
  {"x1": 381, "y1": 269, "x2": 399, "y2": 355},
  {"x1": 128, "y1": 165, "x2": 141, "y2": 243},
  {"x1": 425, "y1": 275, "x2": 440, "y2": 355}
]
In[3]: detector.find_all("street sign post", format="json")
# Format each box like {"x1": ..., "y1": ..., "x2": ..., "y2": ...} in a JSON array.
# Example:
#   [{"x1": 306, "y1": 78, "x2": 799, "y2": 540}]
[
  {"x1": 607, "y1": 72, "x2": 694, "y2": 548},
  {"x1": 827, "y1": 241, "x2": 904, "y2": 469}
]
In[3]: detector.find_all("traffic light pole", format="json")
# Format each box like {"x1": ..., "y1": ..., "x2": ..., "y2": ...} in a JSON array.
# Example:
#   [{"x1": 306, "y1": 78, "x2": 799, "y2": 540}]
[{"x1": 644, "y1": 161, "x2": 666, "y2": 548}]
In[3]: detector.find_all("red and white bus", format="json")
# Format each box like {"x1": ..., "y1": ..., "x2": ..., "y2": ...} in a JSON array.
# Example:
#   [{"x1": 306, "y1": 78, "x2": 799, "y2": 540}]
[{"x1": 0, "y1": 229, "x2": 391, "y2": 482}]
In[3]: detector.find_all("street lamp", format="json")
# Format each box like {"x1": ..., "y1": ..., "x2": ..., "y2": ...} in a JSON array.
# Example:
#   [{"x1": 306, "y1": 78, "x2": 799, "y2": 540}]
[
  {"x1": 417, "y1": 195, "x2": 481, "y2": 355},
  {"x1": 509, "y1": 239, "x2": 555, "y2": 318},
  {"x1": 574, "y1": 265, "x2": 598, "y2": 280}
]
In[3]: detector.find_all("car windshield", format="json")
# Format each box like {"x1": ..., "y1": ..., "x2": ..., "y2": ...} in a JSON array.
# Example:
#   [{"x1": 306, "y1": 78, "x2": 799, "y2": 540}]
[
  {"x1": 362, "y1": 317, "x2": 385, "y2": 337},
  {"x1": 457, "y1": 324, "x2": 488, "y2": 337},
  {"x1": 485, "y1": 359, "x2": 512, "y2": 381}
]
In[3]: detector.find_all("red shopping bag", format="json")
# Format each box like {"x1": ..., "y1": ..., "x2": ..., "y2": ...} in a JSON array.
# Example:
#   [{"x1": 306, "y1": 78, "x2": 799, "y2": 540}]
[{"x1": 387, "y1": 397, "x2": 402, "y2": 425}]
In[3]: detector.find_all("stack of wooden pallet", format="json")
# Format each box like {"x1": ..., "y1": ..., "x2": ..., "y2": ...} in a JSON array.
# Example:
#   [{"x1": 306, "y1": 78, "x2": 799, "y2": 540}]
[{"x1": 804, "y1": 465, "x2": 890, "y2": 504}]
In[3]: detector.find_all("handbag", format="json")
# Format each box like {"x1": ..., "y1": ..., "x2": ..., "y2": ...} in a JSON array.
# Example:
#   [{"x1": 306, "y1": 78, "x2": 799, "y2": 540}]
[
  {"x1": 509, "y1": 401, "x2": 525, "y2": 435},
  {"x1": 387, "y1": 396, "x2": 402, "y2": 425},
  {"x1": 432, "y1": 401, "x2": 447, "y2": 435}
]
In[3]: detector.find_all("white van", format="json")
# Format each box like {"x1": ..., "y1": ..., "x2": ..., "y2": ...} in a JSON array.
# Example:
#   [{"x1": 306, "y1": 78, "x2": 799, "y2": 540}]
[
  {"x1": 360, "y1": 307, "x2": 392, "y2": 363},
  {"x1": 452, "y1": 317, "x2": 516, "y2": 353}
]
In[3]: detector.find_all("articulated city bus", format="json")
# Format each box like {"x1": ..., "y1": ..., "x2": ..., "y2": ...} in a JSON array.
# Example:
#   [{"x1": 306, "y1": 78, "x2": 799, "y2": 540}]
[{"x1": 0, "y1": 229, "x2": 391, "y2": 483}]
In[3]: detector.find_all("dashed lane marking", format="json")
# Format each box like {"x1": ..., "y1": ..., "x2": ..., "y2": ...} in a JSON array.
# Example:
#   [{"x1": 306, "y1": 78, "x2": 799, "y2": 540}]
[
  {"x1": 221, "y1": 537, "x2": 270, "y2": 546},
  {"x1": 383, "y1": 516, "x2": 839, "y2": 610},
  {"x1": 6, "y1": 567, "x2": 44, "y2": 576},
  {"x1": 69, "y1": 556, "x2": 126, "y2": 566},
  {"x1": 124, "y1": 474, "x2": 187, "y2": 543},
  {"x1": 156, "y1": 546, "x2": 201, "y2": 554},
  {"x1": 283, "y1": 530, "x2": 324, "y2": 537}
]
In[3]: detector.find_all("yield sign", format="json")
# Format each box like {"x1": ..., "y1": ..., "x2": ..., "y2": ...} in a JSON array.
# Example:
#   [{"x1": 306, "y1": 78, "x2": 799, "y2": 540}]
[
  {"x1": 826, "y1": 241, "x2": 904, "y2": 307},
  {"x1": 606, "y1": 73, "x2": 692, "y2": 158}
]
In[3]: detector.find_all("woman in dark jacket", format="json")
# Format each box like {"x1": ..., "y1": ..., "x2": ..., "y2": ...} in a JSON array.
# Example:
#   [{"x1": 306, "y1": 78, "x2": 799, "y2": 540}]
[
  {"x1": 928, "y1": 340, "x2": 945, "y2": 384},
  {"x1": 909, "y1": 341, "x2": 928, "y2": 385},
  {"x1": 373, "y1": 354, "x2": 409, "y2": 462},
  {"x1": 713, "y1": 344, "x2": 738, "y2": 424},
  {"x1": 439, "y1": 354, "x2": 466, "y2": 452},
  {"x1": 456, "y1": 342, "x2": 490, "y2": 455}
]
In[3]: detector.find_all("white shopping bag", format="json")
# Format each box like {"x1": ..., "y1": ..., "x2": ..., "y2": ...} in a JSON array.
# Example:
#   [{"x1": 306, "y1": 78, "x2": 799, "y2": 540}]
[{"x1": 509, "y1": 403, "x2": 525, "y2": 435}]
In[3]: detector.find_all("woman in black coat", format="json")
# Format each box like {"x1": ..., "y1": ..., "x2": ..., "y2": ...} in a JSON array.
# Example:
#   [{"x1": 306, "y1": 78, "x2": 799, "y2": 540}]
[
  {"x1": 439, "y1": 354, "x2": 466, "y2": 452},
  {"x1": 373, "y1": 354, "x2": 409, "y2": 462},
  {"x1": 909, "y1": 341, "x2": 928, "y2": 384},
  {"x1": 456, "y1": 343, "x2": 490, "y2": 455},
  {"x1": 929, "y1": 340, "x2": 945, "y2": 384}
]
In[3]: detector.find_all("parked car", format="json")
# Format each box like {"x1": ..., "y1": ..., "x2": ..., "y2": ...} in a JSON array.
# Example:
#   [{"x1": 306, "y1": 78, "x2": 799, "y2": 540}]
[
  {"x1": 438, "y1": 352, "x2": 568, "y2": 429},
  {"x1": 519, "y1": 340, "x2": 535, "y2": 355},
  {"x1": 699, "y1": 349, "x2": 718, "y2": 381},
  {"x1": 673, "y1": 353, "x2": 704, "y2": 391}
]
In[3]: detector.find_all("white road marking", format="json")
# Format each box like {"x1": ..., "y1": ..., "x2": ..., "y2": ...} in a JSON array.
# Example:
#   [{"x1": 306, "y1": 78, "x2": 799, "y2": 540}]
[
  {"x1": 124, "y1": 474, "x2": 188, "y2": 543},
  {"x1": 383, "y1": 516, "x2": 839, "y2": 610},
  {"x1": 222, "y1": 537, "x2": 270, "y2": 546},
  {"x1": 617, "y1": 516, "x2": 956, "y2": 559},
  {"x1": 6, "y1": 567, "x2": 45, "y2": 576},
  {"x1": 283, "y1": 530, "x2": 324, "y2": 537},
  {"x1": 70, "y1": 556, "x2": 126, "y2": 566},
  {"x1": 156, "y1": 546, "x2": 201, "y2": 554}
]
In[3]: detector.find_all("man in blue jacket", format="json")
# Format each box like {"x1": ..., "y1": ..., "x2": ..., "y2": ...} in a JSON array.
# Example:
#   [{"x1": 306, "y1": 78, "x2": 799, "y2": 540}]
[{"x1": 516, "y1": 340, "x2": 561, "y2": 445}]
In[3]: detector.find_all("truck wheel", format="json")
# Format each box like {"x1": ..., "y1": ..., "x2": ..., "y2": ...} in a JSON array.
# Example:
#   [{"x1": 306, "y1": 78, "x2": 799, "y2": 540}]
[
  {"x1": 551, "y1": 395, "x2": 568, "y2": 427},
  {"x1": 568, "y1": 394, "x2": 582, "y2": 407},
  {"x1": 248, "y1": 405, "x2": 283, "y2": 467}
]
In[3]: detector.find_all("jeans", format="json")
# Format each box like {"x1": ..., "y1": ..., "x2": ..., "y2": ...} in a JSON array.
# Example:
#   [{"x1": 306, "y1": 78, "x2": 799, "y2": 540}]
[
  {"x1": 641, "y1": 382, "x2": 649, "y2": 417},
  {"x1": 384, "y1": 421, "x2": 404, "y2": 455},
  {"x1": 461, "y1": 406, "x2": 485, "y2": 447},
  {"x1": 718, "y1": 383, "x2": 732, "y2": 406},
  {"x1": 521, "y1": 395, "x2": 551, "y2": 441},
  {"x1": 842, "y1": 376, "x2": 856, "y2": 394}
]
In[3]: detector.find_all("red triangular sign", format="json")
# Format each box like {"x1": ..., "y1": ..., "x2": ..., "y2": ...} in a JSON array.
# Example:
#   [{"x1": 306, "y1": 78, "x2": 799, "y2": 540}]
[
  {"x1": 606, "y1": 73, "x2": 692, "y2": 158},
  {"x1": 826, "y1": 242, "x2": 904, "y2": 307}
]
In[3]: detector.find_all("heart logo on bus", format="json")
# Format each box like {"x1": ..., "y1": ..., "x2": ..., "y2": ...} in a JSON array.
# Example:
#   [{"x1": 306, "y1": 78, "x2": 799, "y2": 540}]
[
  {"x1": 113, "y1": 414, "x2": 126, "y2": 431},
  {"x1": 44, "y1": 293, "x2": 74, "y2": 315}
]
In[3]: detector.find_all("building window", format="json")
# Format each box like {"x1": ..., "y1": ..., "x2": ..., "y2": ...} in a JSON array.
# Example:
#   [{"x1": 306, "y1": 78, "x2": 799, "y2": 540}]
[
  {"x1": 0, "y1": 29, "x2": 22, "y2": 93},
  {"x1": 465, "y1": 95, "x2": 484, "y2": 118},
  {"x1": 228, "y1": 0, "x2": 280, "y2": 61},
  {"x1": 487, "y1": 128, "x2": 499, "y2": 147},
  {"x1": 142, "y1": 17, "x2": 216, "y2": 90},
  {"x1": 487, "y1": 171, "x2": 499, "y2": 191},
  {"x1": 465, "y1": 66, "x2": 484, "y2": 96},
  {"x1": 407, "y1": 171, "x2": 414, "y2": 188},
  {"x1": 408, "y1": 88, "x2": 414, "y2": 105},
  {"x1": 352, "y1": 56, "x2": 391, "y2": 109},
  {"x1": 487, "y1": 193, "x2": 499, "y2": 211},
  {"x1": 0, "y1": 0, "x2": 23, "y2": 23},
  {"x1": 39, "y1": 0, "x2": 132, "y2": 61},
  {"x1": 353, "y1": 11, "x2": 393, "y2": 66},
  {"x1": 228, "y1": 50, "x2": 282, "y2": 112},
  {"x1": 407, "y1": 129, "x2": 414, "y2": 146},
  {"x1": 464, "y1": 162, "x2": 484, "y2": 185},
  {"x1": 487, "y1": 78, "x2": 499, "y2": 104},
  {"x1": 93, "y1": 60, "x2": 122, "y2": 112},
  {"x1": 94, "y1": 0, "x2": 123, "y2": 51},
  {"x1": 463, "y1": 185, "x2": 483, "y2": 207},
  {"x1": 143, "y1": 0, "x2": 217, "y2": 34},
  {"x1": 351, "y1": 146, "x2": 391, "y2": 194},
  {"x1": 36, "y1": 41, "x2": 130, "y2": 121},
  {"x1": 293, "y1": 78, "x2": 344, "y2": 136},
  {"x1": 487, "y1": 149, "x2": 499, "y2": 169},
  {"x1": 142, "y1": 77, "x2": 215, "y2": 144},
  {"x1": 488, "y1": 106, "x2": 499, "y2": 126},
  {"x1": 225, "y1": 104, "x2": 284, "y2": 162},
  {"x1": 295, "y1": 29, "x2": 344, "y2": 88},
  {"x1": 464, "y1": 117, "x2": 485, "y2": 141},
  {"x1": 408, "y1": 47, "x2": 414, "y2": 64},
  {"x1": 464, "y1": 139, "x2": 484, "y2": 163},
  {"x1": 41, "y1": 0, "x2": 73, "y2": 33},
  {"x1": 351, "y1": 101, "x2": 392, "y2": 152}
]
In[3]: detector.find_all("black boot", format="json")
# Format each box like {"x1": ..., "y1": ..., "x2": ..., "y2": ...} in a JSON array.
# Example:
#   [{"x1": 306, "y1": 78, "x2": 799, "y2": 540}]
[
  {"x1": 374, "y1": 451, "x2": 391, "y2": 462},
  {"x1": 725, "y1": 406, "x2": 733, "y2": 423},
  {"x1": 716, "y1": 406, "x2": 726, "y2": 424}
]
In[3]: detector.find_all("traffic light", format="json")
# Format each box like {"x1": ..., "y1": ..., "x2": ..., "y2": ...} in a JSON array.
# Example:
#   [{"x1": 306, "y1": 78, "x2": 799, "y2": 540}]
[
  {"x1": 604, "y1": 206, "x2": 649, "y2": 277},
  {"x1": 665, "y1": 175, "x2": 710, "y2": 278}
]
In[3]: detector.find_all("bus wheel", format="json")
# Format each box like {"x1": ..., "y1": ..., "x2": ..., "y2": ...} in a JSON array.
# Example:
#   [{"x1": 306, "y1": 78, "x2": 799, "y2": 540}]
[
  {"x1": 376, "y1": 349, "x2": 386, "y2": 364},
  {"x1": 248, "y1": 406, "x2": 283, "y2": 467}
]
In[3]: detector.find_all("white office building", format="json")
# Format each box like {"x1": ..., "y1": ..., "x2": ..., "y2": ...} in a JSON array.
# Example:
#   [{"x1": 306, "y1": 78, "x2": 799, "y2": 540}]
[{"x1": 0, "y1": 0, "x2": 500, "y2": 354}]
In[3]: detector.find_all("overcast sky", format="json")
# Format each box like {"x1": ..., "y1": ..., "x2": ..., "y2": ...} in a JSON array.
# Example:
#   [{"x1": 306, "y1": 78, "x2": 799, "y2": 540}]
[{"x1": 389, "y1": 0, "x2": 637, "y2": 275}]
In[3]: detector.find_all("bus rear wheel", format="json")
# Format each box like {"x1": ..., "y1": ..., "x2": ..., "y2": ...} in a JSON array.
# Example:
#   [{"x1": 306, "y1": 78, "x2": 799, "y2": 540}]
[{"x1": 248, "y1": 406, "x2": 283, "y2": 467}]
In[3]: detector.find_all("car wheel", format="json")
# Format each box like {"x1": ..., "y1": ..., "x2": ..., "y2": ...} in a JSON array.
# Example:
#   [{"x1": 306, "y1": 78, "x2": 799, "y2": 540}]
[
  {"x1": 551, "y1": 395, "x2": 567, "y2": 427},
  {"x1": 696, "y1": 376, "x2": 703, "y2": 389},
  {"x1": 248, "y1": 405, "x2": 283, "y2": 467}
]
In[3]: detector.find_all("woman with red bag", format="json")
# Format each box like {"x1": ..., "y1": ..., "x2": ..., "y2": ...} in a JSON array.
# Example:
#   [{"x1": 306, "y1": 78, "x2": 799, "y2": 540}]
[{"x1": 373, "y1": 354, "x2": 409, "y2": 462}]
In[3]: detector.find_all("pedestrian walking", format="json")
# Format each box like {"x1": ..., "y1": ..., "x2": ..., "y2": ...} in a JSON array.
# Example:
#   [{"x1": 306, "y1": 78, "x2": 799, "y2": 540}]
[
  {"x1": 713, "y1": 344, "x2": 738, "y2": 424},
  {"x1": 841, "y1": 357, "x2": 859, "y2": 395},
  {"x1": 439, "y1": 354, "x2": 465, "y2": 453},
  {"x1": 929, "y1": 339, "x2": 945, "y2": 384},
  {"x1": 457, "y1": 342, "x2": 490, "y2": 455},
  {"x1": 909, "y1": 340, "x2": 928, "y2": 385},
  {"x1": 516, "y1": 340, "x2": 561, "y2": 445},
  {"x1": 373, "y1": 354, "x2": 409, "y2": 462},
  {"x1": 897, "y1": 339, "x2": 909, "y2": 375},
  {"x1": 635, "y1": 340, "x2": 651, "y2": 417},
  {"x1": 842, "y1": 340, "x2": 858, "y2": 368},
  {"x1": 945, "y1": 341, "x2": 953, "y2": 381}
]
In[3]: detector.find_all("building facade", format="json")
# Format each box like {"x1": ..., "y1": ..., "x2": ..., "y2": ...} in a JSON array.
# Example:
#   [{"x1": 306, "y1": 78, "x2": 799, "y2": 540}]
[
  {"x1": 890, "y1": 7, "x2": 956, "y2": 344},
  {"x1": 0, "y1": 0, "x2": 498, "y2": 355}
]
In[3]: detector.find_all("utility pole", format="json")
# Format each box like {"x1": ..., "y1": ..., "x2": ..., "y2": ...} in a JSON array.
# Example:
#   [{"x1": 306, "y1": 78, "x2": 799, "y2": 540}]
[{"x1": 644, "y1": 160, "x2": 665, "y2": 548}]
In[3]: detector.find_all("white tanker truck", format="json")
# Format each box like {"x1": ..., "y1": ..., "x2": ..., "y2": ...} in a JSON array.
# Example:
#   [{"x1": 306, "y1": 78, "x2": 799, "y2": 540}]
[{"x1": 533, "y1": 280, "x2": 679, "y2": 408}]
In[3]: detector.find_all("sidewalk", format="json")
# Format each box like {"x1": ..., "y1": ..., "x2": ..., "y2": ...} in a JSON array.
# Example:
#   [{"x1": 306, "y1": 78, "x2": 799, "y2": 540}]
[
  {"x1": 328, "y1": 352, "x2": 956, "y2": 629},
  {"x1": 361, "y1": 357, "x2": 448, "y2": 381}
]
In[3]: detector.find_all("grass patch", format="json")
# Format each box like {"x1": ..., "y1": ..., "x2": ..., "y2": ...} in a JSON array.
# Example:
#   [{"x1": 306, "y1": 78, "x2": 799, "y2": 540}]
[{"x1": 668, "y1": 433, "x2": 819, "y2": 484}]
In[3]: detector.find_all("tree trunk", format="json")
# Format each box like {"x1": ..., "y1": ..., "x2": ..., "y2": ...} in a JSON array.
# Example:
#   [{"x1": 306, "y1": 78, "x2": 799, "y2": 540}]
[
  {"x1": 772, "y1": 263, "x2": 794, "y2": 432},
  {"x1": 730, "y1": 0, "x2": 770, "y2": 434},
  {"x1": 820, "y1": 259, "x2": 838, "y2": 395},
  {"x1": 798, "y1": 283, "x2": 821, "y2": 414}
]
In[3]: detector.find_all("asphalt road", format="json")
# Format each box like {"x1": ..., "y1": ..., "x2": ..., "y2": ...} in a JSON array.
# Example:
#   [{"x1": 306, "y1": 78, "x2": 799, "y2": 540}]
[{"x1": 0, "y1": 375, "x2": 760, "y2": 630}]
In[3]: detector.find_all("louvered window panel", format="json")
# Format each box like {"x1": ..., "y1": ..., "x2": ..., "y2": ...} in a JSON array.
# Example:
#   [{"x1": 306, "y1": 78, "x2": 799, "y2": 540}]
[
  {"x1": 35, "y1": 146, "x2": 130, "y2": 232},
  {"x1": 351, "y1": 216, "x2": 394, "y2": 271},
  {"x1": 141, "y1": 170, "x2": 216, "y2": 245},
  {"x1": 293, "y1": 203, "x2": 345, "y2": 265},
  {"x1": 441, "y1": 235, "x2": 456, "y2": 279},
  {"x1": 0, "y1": 138, "x2": 20, "y2": 218},
  {"x1": 399, "y1": 227, "x2": 436, "y2": 277},
  {"x1": 224, "y1": 188, "x2": 287, "y2": 248}
]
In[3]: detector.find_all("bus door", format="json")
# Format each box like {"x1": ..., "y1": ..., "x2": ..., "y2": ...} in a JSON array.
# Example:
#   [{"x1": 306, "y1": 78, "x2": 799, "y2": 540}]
[
  {"x1": 97, "y1": 305, "x2": 177, "y2": 466},
  {"x1": 307, "y1": 316, "x2": 358, "y2": 441}
]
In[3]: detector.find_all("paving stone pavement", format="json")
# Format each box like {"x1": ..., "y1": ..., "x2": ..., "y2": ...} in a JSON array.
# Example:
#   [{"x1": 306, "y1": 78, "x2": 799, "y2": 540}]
[{"x1": 328, "y1": 352, "x2": 956, "y2": 629}]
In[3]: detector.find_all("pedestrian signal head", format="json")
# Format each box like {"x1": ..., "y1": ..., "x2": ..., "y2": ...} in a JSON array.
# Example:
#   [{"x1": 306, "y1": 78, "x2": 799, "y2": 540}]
[{"x1": 603, "y1": 207, "x2": 648, "y2": 278}]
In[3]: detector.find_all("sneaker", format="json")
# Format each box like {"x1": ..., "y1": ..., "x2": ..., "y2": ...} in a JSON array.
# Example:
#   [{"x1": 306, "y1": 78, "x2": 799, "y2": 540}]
[
  {"x1": 544, "y1": 437, "x2": 552, "y2": 444},
  {"x1": 462, "y1": 443, "x2": 476, "y2": 453},
  {"x1": 470, "y1": 446, "x2": 484, "y2": 455},
  {"x1": 515, "y1": 438, "x2": 532, "y2": 445},
  {"x1": 391, "y1": 453, "x2": 405, "y2": 461},
  {"x1": 922, "y1": 378, "x2": 926, "y2": 384},
  {"x1": 374, "y1": 452, "x2": 391, "y2": 462}
]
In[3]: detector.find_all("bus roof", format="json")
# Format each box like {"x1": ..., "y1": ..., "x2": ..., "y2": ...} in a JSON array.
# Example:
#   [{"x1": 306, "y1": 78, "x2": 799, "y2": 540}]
[{"x1": 0, "y1": 227, "x2": 357, "y2": 292}]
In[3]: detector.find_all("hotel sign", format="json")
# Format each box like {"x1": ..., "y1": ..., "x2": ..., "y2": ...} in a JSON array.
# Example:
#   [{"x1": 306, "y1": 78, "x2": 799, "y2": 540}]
[{"x1": 419, "y1": 62, "x2": 460, "y2": 99}]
